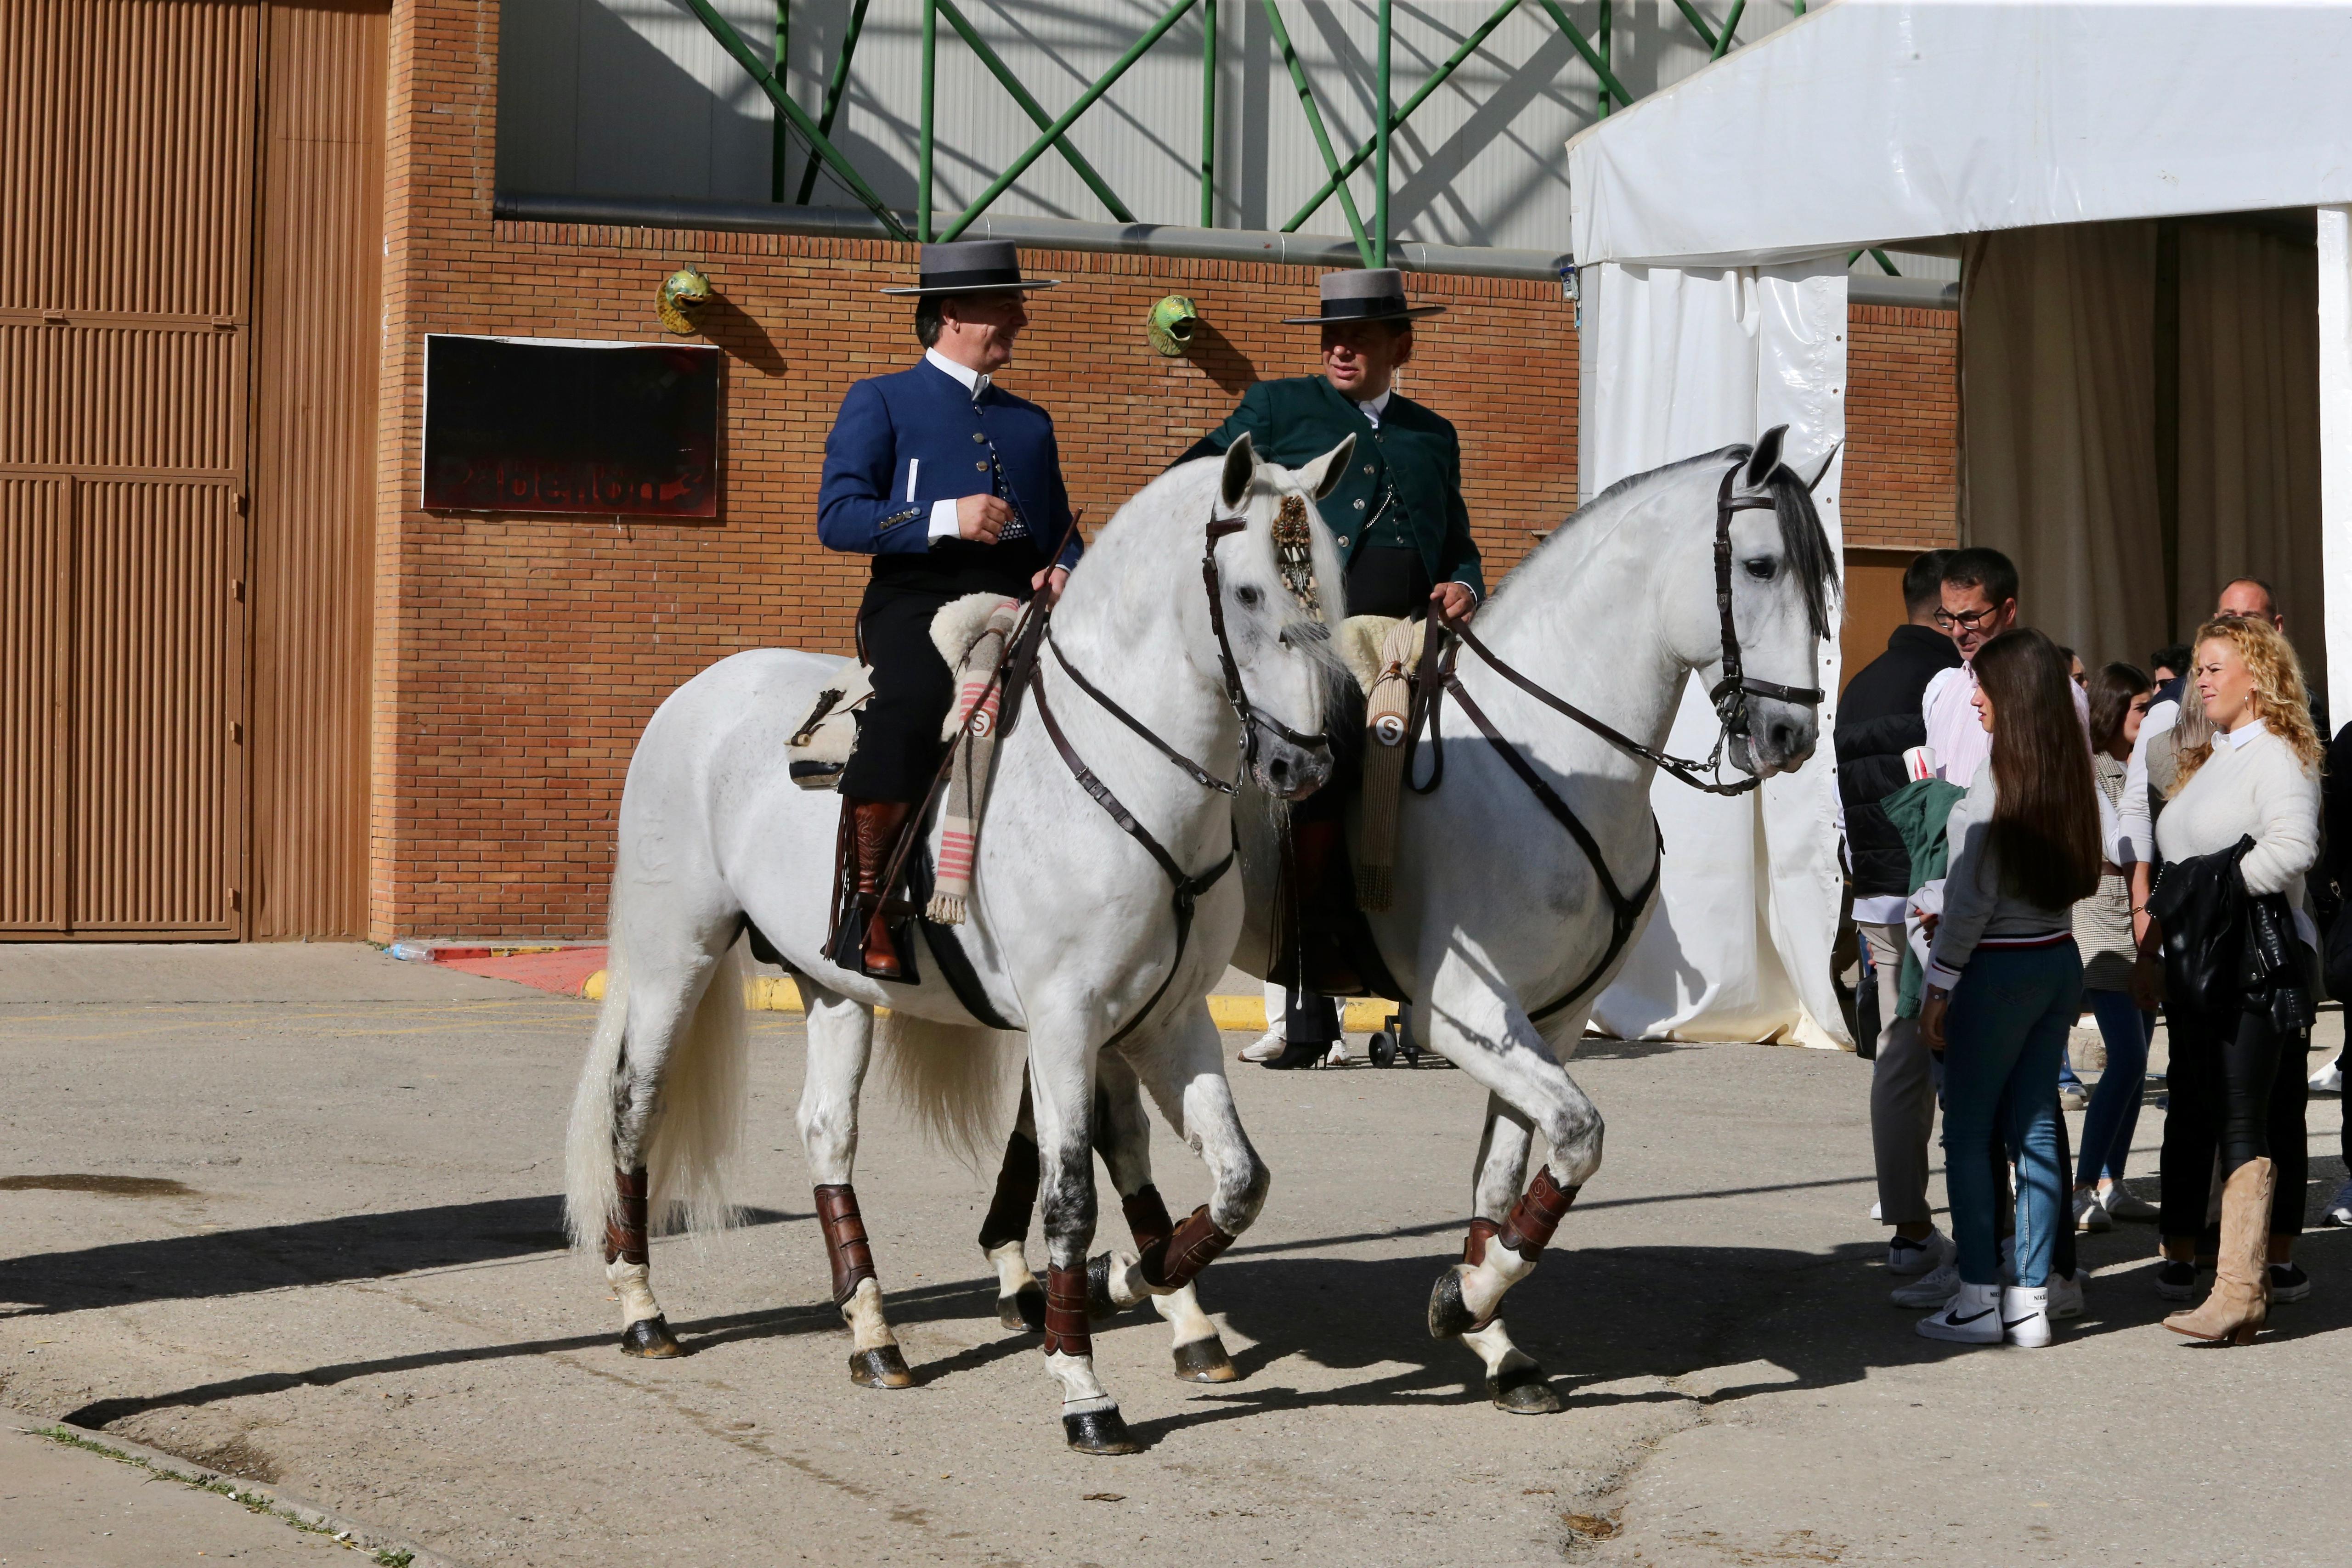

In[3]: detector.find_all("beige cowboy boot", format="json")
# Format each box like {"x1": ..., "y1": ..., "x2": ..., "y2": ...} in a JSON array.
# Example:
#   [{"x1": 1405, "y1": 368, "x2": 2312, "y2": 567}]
[{"x1": 2164, "y1": 1156, "x2": 2273, "y2": 1345}]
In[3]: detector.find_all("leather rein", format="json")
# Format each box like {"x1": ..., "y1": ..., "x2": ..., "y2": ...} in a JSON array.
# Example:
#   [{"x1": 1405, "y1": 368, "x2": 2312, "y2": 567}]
[
  {"x1": 1026, "y1": 506, "x2": 1329, "y2": 1044},
  {"x1": 1402, "y1": 459, "x2": 1826, "y2": 1020}
]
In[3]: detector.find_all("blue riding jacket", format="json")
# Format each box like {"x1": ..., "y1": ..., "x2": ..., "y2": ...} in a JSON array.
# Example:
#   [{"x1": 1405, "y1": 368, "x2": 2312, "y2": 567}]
[{"x1": 817, "y1": 357, "x2": 1082, "y2": 571}]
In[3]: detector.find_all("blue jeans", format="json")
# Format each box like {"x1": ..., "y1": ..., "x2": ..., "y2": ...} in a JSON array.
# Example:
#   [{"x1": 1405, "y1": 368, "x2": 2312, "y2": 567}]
[
  {"x1": 2075, "y1": 988, "x2": 2154, "y2": 1185},
  {"x1": 1941, "y1": 941, "x2": 2084, "y2": 1287}
]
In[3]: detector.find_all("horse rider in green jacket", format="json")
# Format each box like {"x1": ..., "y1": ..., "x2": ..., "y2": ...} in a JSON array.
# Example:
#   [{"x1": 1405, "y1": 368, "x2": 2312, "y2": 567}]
[{"x1": 1177, "y1": 267, "x2": 1485, "y2": 1067}]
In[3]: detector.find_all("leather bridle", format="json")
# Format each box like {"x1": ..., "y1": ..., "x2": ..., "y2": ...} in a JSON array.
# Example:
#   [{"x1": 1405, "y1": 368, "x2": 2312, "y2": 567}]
[
  {"x1": 1399, "y1": 455, "x2": 1829, "y2": 1019},
  {"x1": 1202, "y1": 514, "x2": 1335, "y2": 768},
  {"x1": 1025, "y1": 503, "x2": 1328, "y2": 1043}
]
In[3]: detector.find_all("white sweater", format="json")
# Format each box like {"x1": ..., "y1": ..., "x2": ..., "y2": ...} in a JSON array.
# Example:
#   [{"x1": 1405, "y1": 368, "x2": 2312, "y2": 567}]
[{"x1": 2154, "y1": 722, "x2": 2320, "y2": 918}]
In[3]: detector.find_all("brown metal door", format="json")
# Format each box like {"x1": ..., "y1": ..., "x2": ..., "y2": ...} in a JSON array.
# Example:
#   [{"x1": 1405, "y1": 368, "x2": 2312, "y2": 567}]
[
  {"x1": 248, "y1": 0, "x2": 388, "y2": 939},
  {"x1": 0, "y1": 477, "x2": 71, "y2": 931},
  {"x1": 0, "y1": 0, "x2": 257, "y2": 936}
]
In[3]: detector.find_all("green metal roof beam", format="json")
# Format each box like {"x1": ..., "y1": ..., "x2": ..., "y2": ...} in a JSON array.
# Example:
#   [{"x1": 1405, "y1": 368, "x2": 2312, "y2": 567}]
[
  {"x1": 796, "y1": 0, "x2": 873, "y2": 205},
  {"x1": 939, "y1": 0, "x2": 1201, "y2": 242},
  {"x1": 1282, "y1": 0, "x2": 1525, "y2": 235},
  {"x1": 1710, "y1": 0, "x2": 1747, "y2": 60},
  {"x1": 1259, "y1": 0, "x2": 1375, "y2": 267},
  {"x1": 679, "y1": 0, "x2": 912, "y2": 240},
  {"x1": 1527, "y1": 0, "x2": 1639, "y2": 115},
  {"x1": 1672, "y1": 0, "x2": 1719, "y2": 52},
  {"x1": 933, "y1": 0, "x2": 1137, "y2": 225}
]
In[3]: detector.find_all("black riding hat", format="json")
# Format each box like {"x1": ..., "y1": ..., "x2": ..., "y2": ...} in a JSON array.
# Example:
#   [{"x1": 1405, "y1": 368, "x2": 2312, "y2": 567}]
[
  {"x1": 1283, "y1": 267, "x2": 1445, "y2": 325},
  {"x1": 880, "y1": 239, "x2": 1060, "y2": 297}
]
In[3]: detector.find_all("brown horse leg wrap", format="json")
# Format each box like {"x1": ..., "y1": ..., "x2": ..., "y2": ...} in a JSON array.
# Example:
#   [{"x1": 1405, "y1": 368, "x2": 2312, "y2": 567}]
[
  {"x1": 977, "y1": 1133, "x2": 1040, "y2": 1252},
  {"x1": 1042, "y1": 1263, "x2": 1091, "y2": 1359},
  {"x1": 1138, "y1": 1204, "x2": 1237, "y2": 1292},
  {"x1": 1462, "y1": 1216, "x2": 1501, "y2": 1268},
  {"x1": 604, "y1": 1166, "x2": 650, "y2": 1266},
  {"x1": 813, "y1": 1184, "x2": 878, "y2": 1306},
  {"x1": 1121, "y1": 1185, "x2": 1176, "y2": 1254},
  {"x1": 1495, "y1": 1166, "x2": 1580, "y2": 1261}
]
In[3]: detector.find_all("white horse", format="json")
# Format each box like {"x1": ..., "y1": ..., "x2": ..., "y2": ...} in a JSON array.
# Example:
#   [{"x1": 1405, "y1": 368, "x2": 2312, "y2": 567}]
[
  {"x1": 565, "y1": 434, "x2": 1355, "y2": 1455},
  {"x1": 977, "y1": 429, "x2": 1841, "y2": 1412}
]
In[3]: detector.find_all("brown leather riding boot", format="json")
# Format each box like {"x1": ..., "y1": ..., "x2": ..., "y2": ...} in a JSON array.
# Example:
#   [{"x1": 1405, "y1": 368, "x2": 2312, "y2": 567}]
[
  {"x1": 2164, "y1": 1156, "x2": 2273, "y2": 1345},
  {"x1": 848, "y1": 798, "x2": 912, "y2": 980}
]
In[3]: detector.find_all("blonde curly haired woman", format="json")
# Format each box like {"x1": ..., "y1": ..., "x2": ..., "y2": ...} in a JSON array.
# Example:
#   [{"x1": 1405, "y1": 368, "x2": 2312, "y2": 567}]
[{"x1": 2134, "y1": 615, "x2": 2324, "y2": 1342}]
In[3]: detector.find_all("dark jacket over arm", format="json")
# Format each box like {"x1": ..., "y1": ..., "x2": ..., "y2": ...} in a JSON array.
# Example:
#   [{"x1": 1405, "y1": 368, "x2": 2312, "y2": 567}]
[{"x1": 1837, "y1": 623, "x2": 1964, "y2": 899}]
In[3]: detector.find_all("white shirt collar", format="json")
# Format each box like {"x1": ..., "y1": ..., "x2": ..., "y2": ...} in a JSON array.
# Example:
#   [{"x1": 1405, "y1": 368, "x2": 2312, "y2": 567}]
[
  {"x1": 925, "y1": 347, "x2": 989, "y2": 399},
  {"x1": 1353, "y1": 388, "x2": 1392, "y2": 427},
  {"x1": 2221, "y1": 719, "x2": 2270, "y2": 750}
]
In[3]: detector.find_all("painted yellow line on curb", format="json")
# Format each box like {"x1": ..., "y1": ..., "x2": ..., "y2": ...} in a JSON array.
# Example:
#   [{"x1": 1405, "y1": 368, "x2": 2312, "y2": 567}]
[{"x1": 581, "y1": 970, "x2": 1397, "y2": 1033}]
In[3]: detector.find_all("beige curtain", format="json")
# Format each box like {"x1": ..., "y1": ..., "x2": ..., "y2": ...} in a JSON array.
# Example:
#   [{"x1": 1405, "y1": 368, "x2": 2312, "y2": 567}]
[
  {"x1": 1961, "y1": 222, "x2": 2167, "y2": 669},
  {"x1": 2177, "y1": 222, "x2": 2324, "y2": 704}
]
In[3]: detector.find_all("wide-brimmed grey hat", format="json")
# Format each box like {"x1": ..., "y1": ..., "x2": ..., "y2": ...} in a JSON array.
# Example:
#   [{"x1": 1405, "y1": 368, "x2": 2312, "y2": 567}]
[
  {"x1": 879, "y1": 239, "x2": 1060, "y2": 297},
  {"x1": 1282, "y1": 266, "x2": 1445, "y2": 325}
]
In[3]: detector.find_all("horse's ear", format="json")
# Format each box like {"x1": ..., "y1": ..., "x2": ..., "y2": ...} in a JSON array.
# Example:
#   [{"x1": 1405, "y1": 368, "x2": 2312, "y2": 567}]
[
  {"x1": 1295, "y1": 433, "x2": 1357, "y2": 501},
  {"x1": 1805, "y1": 440, "x2": 1843, "y2": 495},
  {"x1": 1220, "y1": 433, "x2": 1256, "y2": 509},
  {"x1": 1745, "y1": 424, "x2": 1788, "y2": 488}
]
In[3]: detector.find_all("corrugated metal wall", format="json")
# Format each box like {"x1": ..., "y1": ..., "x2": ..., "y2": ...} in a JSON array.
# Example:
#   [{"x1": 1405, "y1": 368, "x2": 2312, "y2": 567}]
[
  {"x1": 498, "y1": 0, "x2": 1806, "y2": 252},
  {"x1": 0, "y1": 0, "x2": 384, "y2": 939},
  {"x1": 249, "y1": 0, "x2": 387, "y2": 938}
]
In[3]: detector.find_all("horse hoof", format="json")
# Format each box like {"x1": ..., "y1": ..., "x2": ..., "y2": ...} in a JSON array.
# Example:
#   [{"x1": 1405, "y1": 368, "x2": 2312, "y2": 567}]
[
  {"x1": 999, "y1": 1284, "x2": 1046, "y2": 1333},
  {"x1": 1427, "y1": 1268, "x2": 1479, "y2": 1339},
  {"x1": 847, "y1": 1346, "x2": 914, "y2": 1389},
  {"x1": 1062, "y1": 1406, "x2": 1144, "y2": 1456},
  {"x1": 1487, "y1": 1361, "x2": 1559, "y2": 1414},
  {"x1": 1085, "y1": 1252, "x2": 1126, "y2": 1323},
  {"x1": 1171, "y1": 1336, "x2": 1238, "y2": 1383},
  {"x1": 619, "y1": 1315, "x2": 682, "y2": 1358}
]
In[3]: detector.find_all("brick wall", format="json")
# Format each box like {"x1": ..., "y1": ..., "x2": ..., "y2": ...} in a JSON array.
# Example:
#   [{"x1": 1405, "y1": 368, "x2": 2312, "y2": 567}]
[
  {"x1": 1844, "y1": 304, "x2": 1961, "y2": 550},
  {"x1": 375, "y1": 0, "x2": 1958, "y2": 939}
]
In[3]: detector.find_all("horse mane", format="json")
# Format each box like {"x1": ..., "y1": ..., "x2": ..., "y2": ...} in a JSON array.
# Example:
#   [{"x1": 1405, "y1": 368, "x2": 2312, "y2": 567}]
[{"x1": 1524, "y1": 442, "x2": 1840, "y2": 641}]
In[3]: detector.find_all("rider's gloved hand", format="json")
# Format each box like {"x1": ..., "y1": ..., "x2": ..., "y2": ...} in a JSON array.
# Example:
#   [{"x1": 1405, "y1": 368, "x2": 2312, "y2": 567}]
[{"x1": 958, "y1": 494, "x2": 1014, "y2": 544}]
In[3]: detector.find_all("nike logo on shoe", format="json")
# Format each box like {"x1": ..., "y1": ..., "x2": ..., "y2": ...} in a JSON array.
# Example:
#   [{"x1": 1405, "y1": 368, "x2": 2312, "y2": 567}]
[
  {"x1": 1945, "y1": 1309, "x2": 1994, "y2": 1325},
  {"x1": 2001, "y1": 1314, "x2": 2043, "y2": 1329}
]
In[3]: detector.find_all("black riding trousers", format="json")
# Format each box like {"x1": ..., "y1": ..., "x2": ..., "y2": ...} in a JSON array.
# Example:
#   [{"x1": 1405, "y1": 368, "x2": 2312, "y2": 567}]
[{"x1": 2159, "y1": 1002, "x2": 2309, "y2": 1238}]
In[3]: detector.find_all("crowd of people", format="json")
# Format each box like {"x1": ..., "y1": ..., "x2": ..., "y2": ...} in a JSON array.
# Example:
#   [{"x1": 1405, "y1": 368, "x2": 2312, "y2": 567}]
[{"x1": 1838, "y1": 548, "x2": 2351, "y2": 1348}]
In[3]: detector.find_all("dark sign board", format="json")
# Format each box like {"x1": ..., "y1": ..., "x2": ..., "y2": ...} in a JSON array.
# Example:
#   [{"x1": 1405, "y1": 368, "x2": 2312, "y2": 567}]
[{"x1": 422, "y1": 335, "x2": 720, "y2": 517}]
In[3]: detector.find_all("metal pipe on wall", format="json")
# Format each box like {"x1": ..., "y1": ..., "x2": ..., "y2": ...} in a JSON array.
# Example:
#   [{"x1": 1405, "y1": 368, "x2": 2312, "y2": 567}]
[{"x1": 494, "y1": 192, "x2": 1574, "y2": 282}]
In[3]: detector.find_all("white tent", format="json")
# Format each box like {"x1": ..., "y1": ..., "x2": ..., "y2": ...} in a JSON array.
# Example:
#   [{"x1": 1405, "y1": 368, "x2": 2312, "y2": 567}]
[{"x1": 1566, "y1": 0, "x2": 2352, "y2": 1045}]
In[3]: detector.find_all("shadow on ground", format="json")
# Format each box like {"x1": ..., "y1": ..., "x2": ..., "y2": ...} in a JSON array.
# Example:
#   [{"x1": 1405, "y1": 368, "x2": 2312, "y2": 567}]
[
  {"x1": 0, "y1": 1195, "x2": 803, "y2": 1317},
  {"x1": 51, "y1": 1207, "x2": 2349, "y2": 1445}
]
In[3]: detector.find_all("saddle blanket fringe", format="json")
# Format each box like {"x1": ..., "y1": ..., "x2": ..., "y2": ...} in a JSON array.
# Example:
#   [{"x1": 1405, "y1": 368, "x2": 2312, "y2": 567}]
[{"x1": 928, "y1": 595, "x2": 1023, "y2": 924}]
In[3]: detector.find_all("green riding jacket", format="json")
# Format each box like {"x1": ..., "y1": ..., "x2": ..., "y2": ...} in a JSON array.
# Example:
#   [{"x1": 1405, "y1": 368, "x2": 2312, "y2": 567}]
[
  {"x1": 1882, "y1": 776, "x2": 1968, "y2": 1019},
  {"x1": 1188, "y1": 376, "x2": 1485, "y2": 598}
]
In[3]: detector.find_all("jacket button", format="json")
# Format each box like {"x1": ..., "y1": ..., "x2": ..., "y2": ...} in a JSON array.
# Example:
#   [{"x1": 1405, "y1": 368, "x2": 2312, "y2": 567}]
[
  {"x1": 1362, "y1": 464, "x2": 1374, "y2": 475},
  {"x1": 976, "y1": 461, "x2": 988, "y2": 471},
  {"x1": 973, "y1": 432, "x2": 985, "y2": 442},
  {"x1": 1337, "y1": 536, "x2": 1350, "y2": 547},
  {"x1": 1353, "y1": 498, "x2": 1366, "y2": 510}
]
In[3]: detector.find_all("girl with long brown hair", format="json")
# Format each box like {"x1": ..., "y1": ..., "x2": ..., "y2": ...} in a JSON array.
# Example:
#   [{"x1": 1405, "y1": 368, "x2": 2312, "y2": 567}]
[{"x1": 1917, "y1": 629, "x2": 2102, "y2": 1347}]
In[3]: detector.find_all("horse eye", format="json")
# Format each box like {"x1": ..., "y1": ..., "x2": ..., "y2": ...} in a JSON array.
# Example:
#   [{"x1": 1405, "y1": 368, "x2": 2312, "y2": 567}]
[
  {"x1": 1743, "y1": 558, "x2": 1776, "y2": 581},
  {"x1": 1237, "y1": 584, "x2": 1263, "y2": 607}
]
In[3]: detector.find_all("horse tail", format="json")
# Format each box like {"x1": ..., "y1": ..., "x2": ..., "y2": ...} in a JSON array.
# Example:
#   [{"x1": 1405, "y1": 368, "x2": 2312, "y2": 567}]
[
  {"x1": 566, "y1": 888, "x2": 751, "y2": 1252},
  {"x1": 878, "y1": 1011, "x2": 1022, "y2": 1172},
  {"x1": 564, "y1": 892, "x2": 633, "y2": 1254}
]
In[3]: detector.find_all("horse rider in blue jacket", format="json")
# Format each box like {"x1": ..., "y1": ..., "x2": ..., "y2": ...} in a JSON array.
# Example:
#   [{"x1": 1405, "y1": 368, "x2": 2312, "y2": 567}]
[
  {"x1": 816, "y1": 240, "x2": 1083, "y2": 979},
  {"x1": 1177, "y1": 268, "x2": 1485, "y2": 1066}
]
